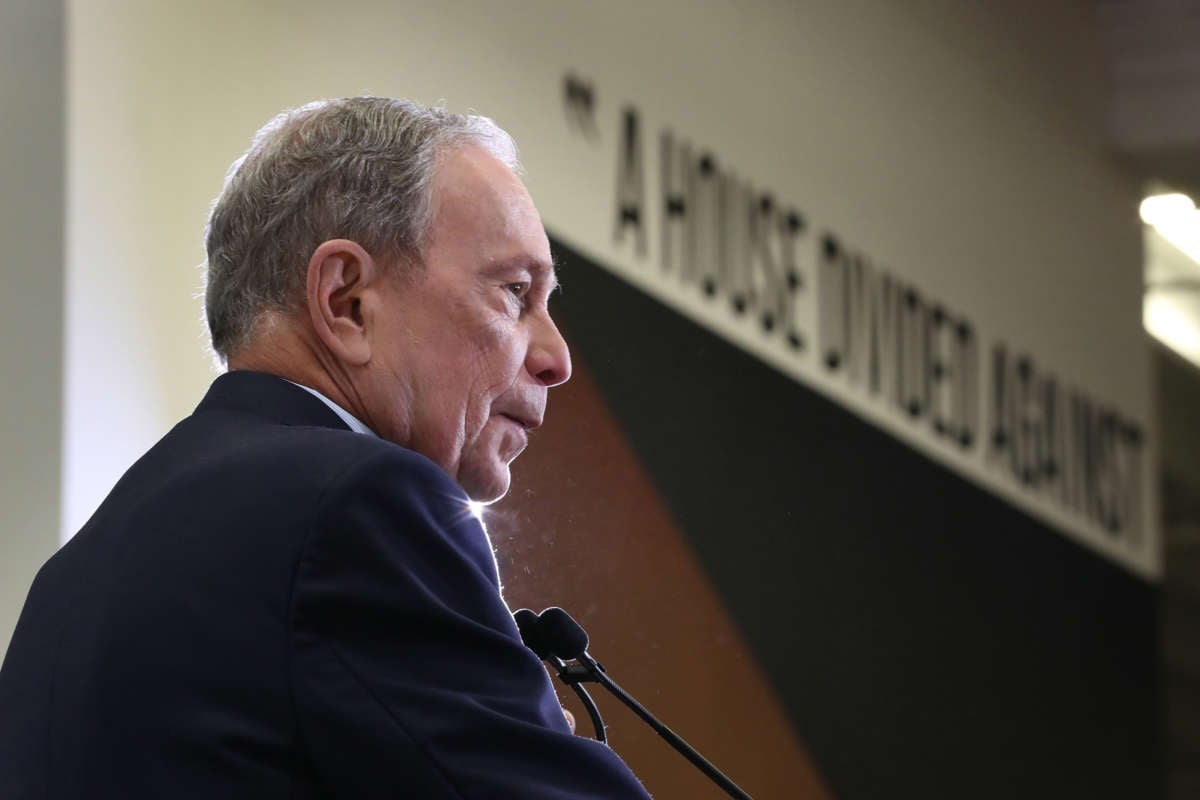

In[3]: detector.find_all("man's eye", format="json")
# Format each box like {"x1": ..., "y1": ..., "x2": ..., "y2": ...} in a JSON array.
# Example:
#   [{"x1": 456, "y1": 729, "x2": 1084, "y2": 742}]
[{"x1": 505, "y1": 283, "x2": 530, "y2": 308}]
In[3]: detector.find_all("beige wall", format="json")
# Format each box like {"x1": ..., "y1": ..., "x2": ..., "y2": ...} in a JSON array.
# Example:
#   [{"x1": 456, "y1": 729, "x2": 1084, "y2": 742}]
[
  {"x1": 0, "y1": 0, "x2": 1154, "y2": 652},
  {"x1": 61, "y1": 0, "x2": 1155, "y2": 572},
  {"x1": 0, "y1": 1, "x2": 63, "y2": 654}
]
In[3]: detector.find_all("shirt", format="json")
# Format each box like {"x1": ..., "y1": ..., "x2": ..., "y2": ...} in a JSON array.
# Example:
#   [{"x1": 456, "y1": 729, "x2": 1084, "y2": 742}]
[{"x1": 285, "y1": 380, "x2": 376, "y2": 437}]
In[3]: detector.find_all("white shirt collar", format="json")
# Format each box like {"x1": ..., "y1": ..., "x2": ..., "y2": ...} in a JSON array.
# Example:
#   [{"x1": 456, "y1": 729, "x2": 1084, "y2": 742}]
[{"x1": 285, "y1": 380, "x2": 376, "y2": 437}]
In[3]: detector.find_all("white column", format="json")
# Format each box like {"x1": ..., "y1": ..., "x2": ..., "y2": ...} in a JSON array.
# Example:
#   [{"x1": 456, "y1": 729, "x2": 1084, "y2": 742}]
[{"x1": 0, "y1": 0, "x2": 65, "y2": 653}]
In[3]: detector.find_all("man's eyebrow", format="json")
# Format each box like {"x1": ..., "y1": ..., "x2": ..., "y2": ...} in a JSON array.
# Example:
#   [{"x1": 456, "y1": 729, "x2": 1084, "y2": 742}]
[
  {"x1": 486, "y1": 256, "x2": 560, "y2": 292},
  {"x1": 519, "y1": 256, "x2": 560, "y2": 289}
]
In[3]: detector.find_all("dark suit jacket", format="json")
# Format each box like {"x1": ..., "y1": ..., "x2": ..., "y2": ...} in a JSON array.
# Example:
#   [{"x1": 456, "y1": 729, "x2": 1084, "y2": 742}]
[{"x1": 0, "y1": 371, "x2": 650, "y2": 798}]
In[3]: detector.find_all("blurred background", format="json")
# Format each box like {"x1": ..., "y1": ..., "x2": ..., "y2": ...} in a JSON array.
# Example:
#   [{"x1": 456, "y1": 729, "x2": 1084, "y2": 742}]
[{"x1": 2, "y1": 1, "x2": 1199, "y2": 797}]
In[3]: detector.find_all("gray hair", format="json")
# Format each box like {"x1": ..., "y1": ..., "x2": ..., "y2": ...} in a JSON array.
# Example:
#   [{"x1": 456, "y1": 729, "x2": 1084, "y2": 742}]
[{"x1": 203, "y1": 96, "x2": 520, "y2": 360}]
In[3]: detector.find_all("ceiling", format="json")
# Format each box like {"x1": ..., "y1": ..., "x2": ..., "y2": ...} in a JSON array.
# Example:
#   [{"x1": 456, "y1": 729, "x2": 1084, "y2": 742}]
[
  {"x1": 1095, "y1": 1, "x2": 1200, "y2": 371},
  {"x1": 1097, "y1": 0, "x2": 1200, "y2": 191}
]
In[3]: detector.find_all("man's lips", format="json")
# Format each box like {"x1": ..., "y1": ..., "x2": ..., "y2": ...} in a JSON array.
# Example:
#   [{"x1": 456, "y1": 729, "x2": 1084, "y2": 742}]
[{"x1": 497, "y1": 411, "x2": 542, "y2": 431}]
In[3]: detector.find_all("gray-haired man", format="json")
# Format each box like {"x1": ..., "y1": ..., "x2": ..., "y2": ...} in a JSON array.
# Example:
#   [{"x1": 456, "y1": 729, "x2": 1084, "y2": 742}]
[{"x1": 0, "y1": 97, "x2": 651, "y2": 798}]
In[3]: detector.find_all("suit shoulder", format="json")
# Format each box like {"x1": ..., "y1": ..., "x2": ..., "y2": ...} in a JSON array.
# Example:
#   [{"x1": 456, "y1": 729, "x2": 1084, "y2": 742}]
[
  {"x1": 304, "y1": 440, "x2": 494, "y2": 586},
  {"x1": 257, "y1": 426, "x2": 460, "y2": 496},
  {"x1": 155, "y1": 413, "x2": 415, "y2": 492},
  {"x1": 314, "y1": 441, "x2": 471, "y2": 526}
]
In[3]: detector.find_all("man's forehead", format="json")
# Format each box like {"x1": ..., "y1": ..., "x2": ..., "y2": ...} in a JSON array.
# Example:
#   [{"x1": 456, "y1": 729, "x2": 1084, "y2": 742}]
[
  {"x1": 427, "y1": 146, "x2": 546, "y2": 239},
  {"x1": 434, "y1": 144, "x2": 525, "y2": 204}
]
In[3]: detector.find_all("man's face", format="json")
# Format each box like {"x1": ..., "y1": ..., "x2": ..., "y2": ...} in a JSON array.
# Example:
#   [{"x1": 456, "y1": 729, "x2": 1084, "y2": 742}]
[{"x1": 363, "y1": 145, "x2": 571, "y2": 502}]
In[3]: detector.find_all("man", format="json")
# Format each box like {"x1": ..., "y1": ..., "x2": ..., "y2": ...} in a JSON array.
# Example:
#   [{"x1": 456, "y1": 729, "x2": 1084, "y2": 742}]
[{"x1": 0, "y1": 97, "x2": 651, "y2": 798}]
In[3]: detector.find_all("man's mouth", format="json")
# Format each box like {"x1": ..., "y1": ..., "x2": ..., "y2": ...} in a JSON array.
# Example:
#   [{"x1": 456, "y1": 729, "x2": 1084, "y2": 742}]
[{"x1": 499, "y1": 412, "x2": 539, "y2": 431}]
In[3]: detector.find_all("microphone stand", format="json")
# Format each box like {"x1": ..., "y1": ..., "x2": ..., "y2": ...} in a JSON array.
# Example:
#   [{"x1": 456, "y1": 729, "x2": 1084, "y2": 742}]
[
  {"x1": 549, "y1": 654, "x2": 607, "y2": 744},
  {"x1": 557, "y1": 654, "x2": 754, "y2": 800}
]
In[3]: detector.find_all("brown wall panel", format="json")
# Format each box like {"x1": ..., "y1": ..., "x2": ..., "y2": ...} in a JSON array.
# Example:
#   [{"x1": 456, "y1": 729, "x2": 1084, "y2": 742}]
[{"x1": 491, "y1": 353, "x2": 830, "y2": 799}]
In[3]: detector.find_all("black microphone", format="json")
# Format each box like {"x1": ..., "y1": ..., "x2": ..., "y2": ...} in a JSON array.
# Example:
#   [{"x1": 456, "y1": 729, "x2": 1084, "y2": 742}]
[
  {"x1": 513, "y1": 608, "x2": 550, "y2": 659},
  {"x1": 534, "y1": 606, "x2": 589, "y2": 659},
  {"x1": 533, "y1": 607, "x2": 754, "y2": 800},
  {"x1": 512, "y1": 607, "x2": 607, "y2": 743}
]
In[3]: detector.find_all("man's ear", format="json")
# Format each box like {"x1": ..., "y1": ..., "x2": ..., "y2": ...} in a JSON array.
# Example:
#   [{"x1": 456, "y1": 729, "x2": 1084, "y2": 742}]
[{"x1": 305, "y1": 239, "x2": 378, "y2": 366}]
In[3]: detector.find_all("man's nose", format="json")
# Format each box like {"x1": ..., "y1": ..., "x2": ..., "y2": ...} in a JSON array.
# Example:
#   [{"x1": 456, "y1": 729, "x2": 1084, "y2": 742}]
[{"x1": 527, "y1": 313, "x2": 572, "y2": 387}]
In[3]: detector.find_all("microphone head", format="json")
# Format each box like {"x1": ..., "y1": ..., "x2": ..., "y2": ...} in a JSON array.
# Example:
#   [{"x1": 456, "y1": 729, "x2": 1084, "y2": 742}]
[
  {"x1": 537, "y1": 607, "x2": 589, "y2": 660},
  {"x1": 512, "y1": 608, "x2": 552, "y2": 659}
]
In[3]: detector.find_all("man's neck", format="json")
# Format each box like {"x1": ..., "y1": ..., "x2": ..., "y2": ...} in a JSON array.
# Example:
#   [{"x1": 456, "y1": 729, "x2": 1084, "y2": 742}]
[{"x1": 226, "y1": 323, "x2": 369, "y2": 431}]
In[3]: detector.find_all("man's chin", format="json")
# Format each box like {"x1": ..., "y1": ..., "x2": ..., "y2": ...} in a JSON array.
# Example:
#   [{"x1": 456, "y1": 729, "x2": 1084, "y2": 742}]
[{"x1": 458, "y1": 464, "x2": 511, "y2": 505}]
